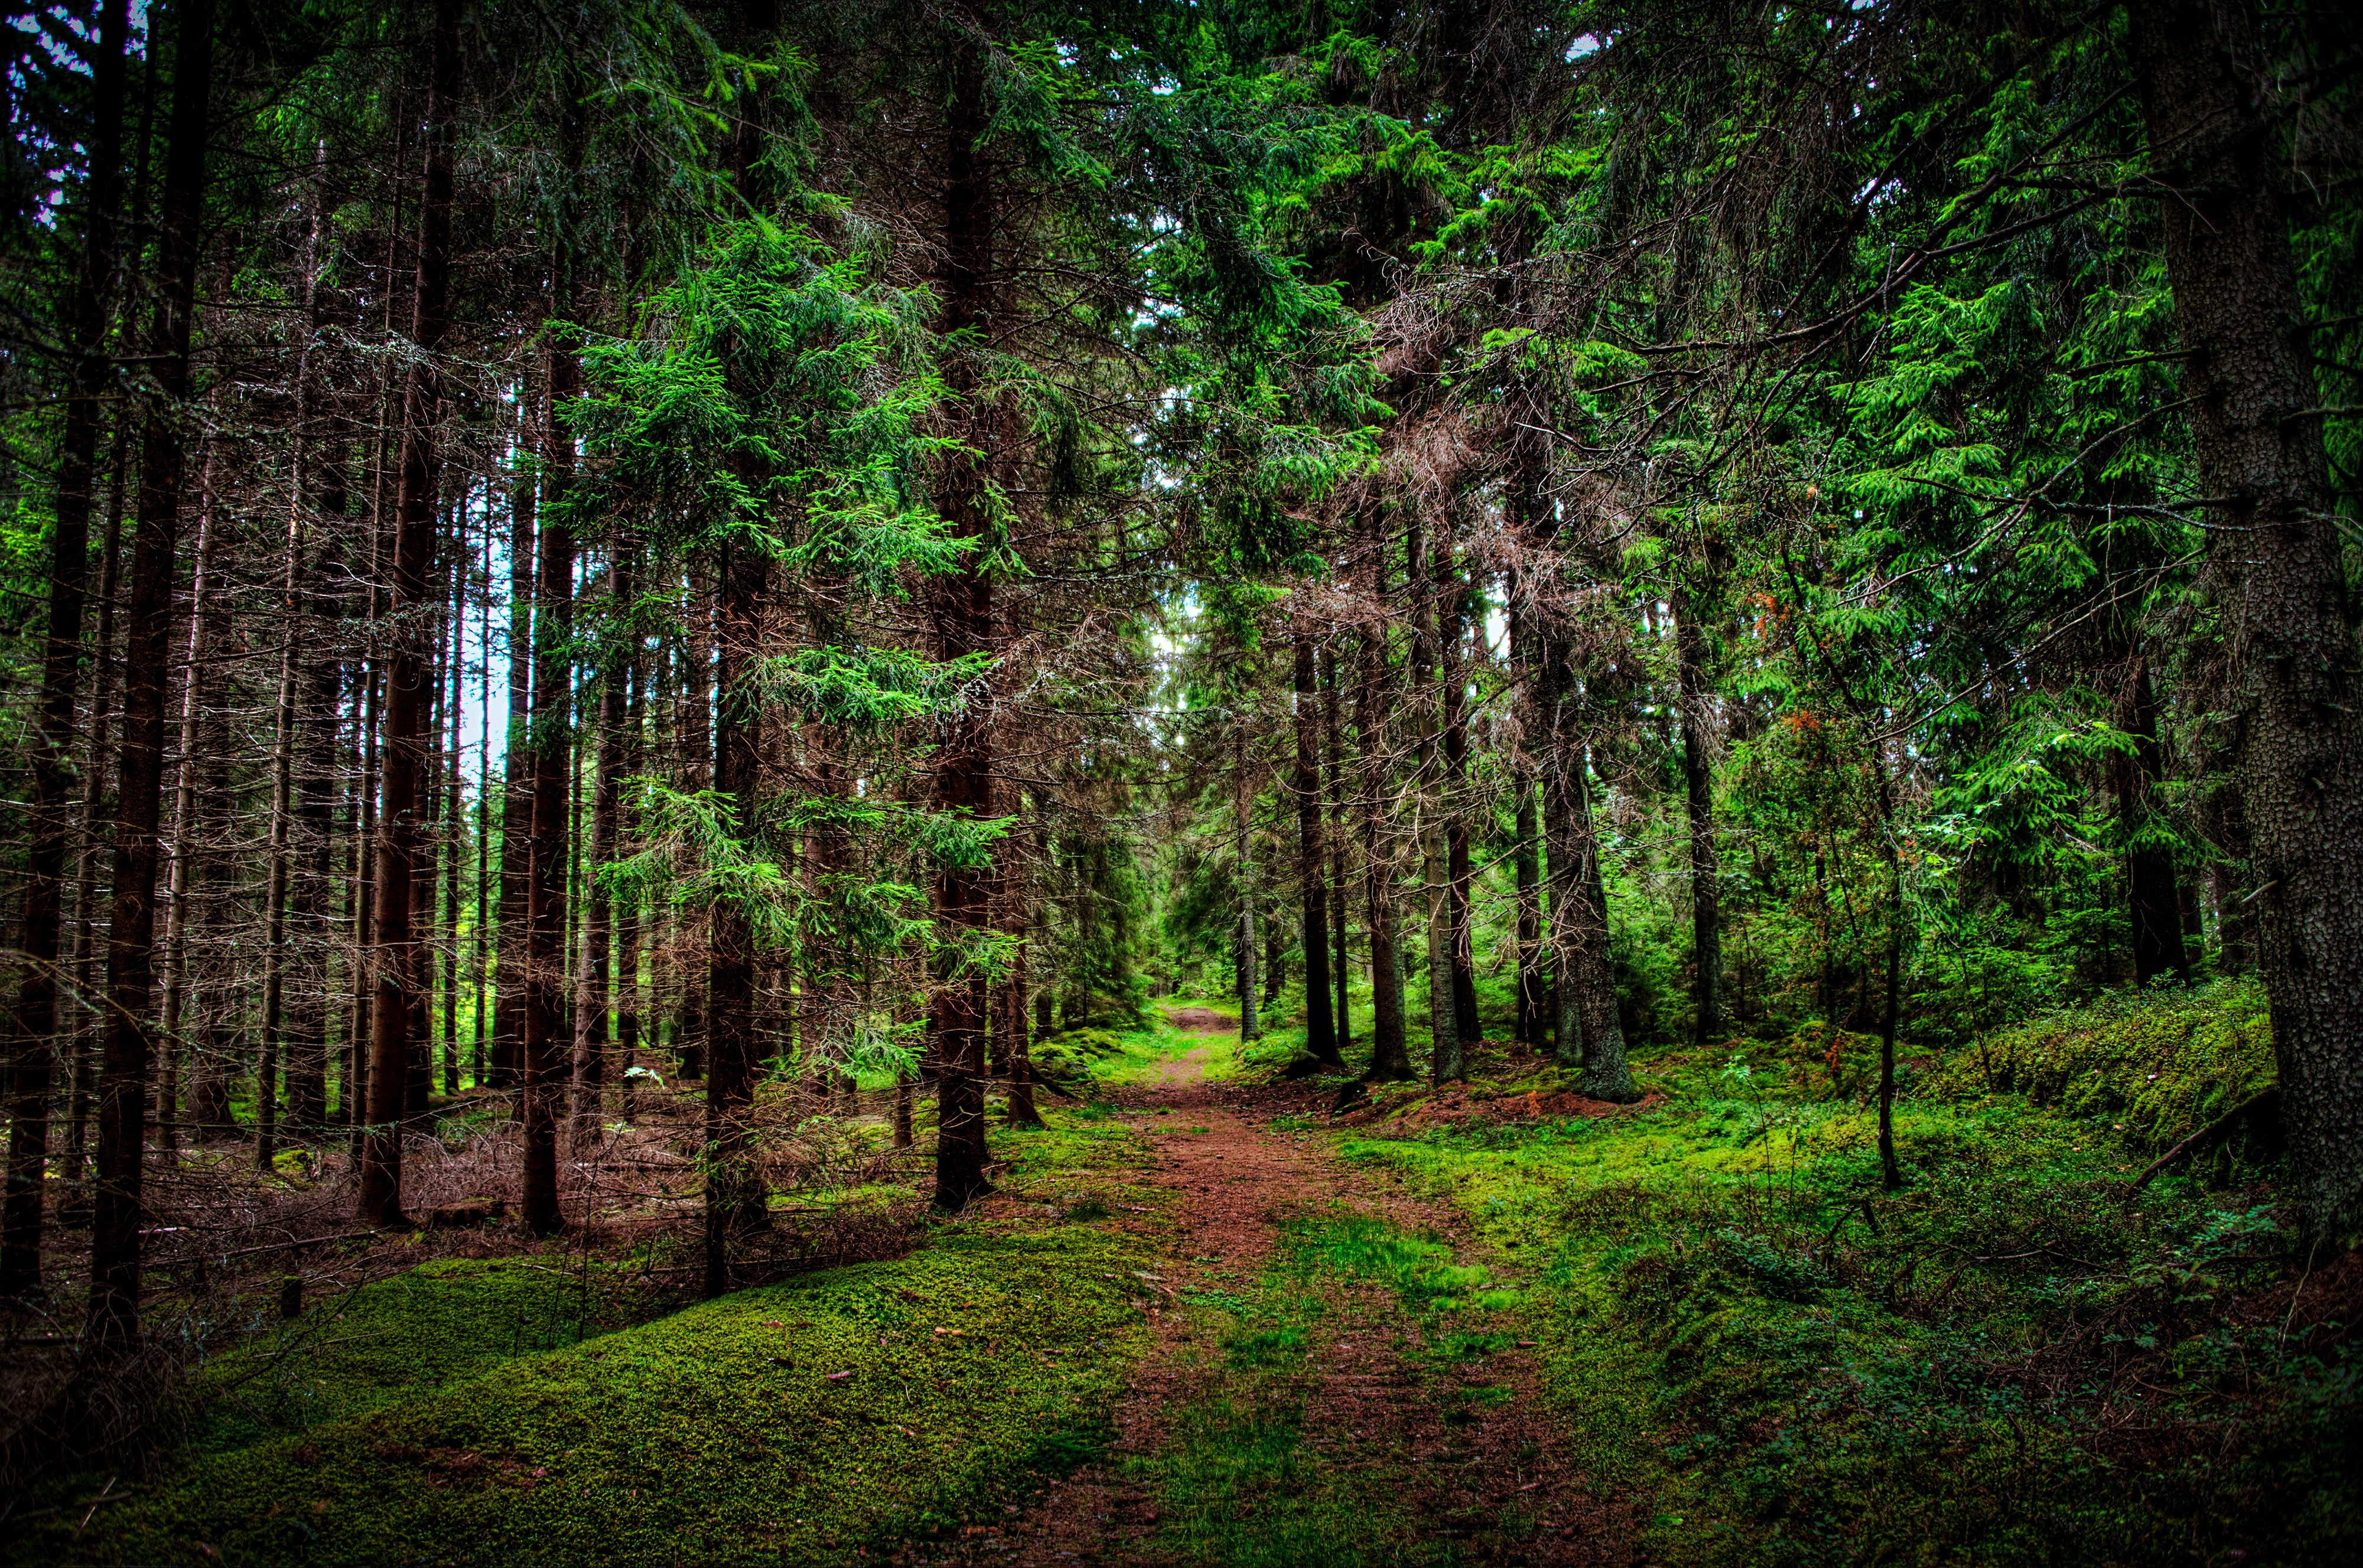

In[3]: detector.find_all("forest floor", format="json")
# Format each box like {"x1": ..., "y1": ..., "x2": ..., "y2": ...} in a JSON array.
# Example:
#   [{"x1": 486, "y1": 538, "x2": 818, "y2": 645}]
[
  {"x1": 11, "y1": 981, "x2": 2353, "y2": 1566},
  {"x1": 927, "y1": 1010, "x2": 1633, "y2": 1567}
]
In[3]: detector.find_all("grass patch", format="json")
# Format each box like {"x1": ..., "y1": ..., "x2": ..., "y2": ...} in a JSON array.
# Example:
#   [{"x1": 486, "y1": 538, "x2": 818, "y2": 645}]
[
  {"x1": 1337, "y1": 984, "x2": 2360, "y2": 1567},
  {"x1": 1128, "y1": 1214, "x2": 1541, "y2": 1566}
]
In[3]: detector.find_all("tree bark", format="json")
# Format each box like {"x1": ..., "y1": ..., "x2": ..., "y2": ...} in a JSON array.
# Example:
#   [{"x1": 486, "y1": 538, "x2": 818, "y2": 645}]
[
  {"x1": 926, "y1": 32, "x2": 997, "y2": 1211},
  {"x1": 1293, "y1": 635, "x2": 1338, "y2": 1064},
  {"x1": 359, "y1": 0, "x2": 459, "y2": 1226},
  {"x1": 1324, "y1": 643, "x2": 1352, "y2": 1057},
  {"x1": 2, "y1": 0, "x2": 129, "y2": 1295},
  {"x1": 1236, "y1": 738, "x2": 1259, "y2": 1045},
  {"x1": 87, "y1": 0, "x2": 213, "y2": 1351},
  {"x1": 1673, "y1": 584, "x2": 1723, "y2": 1042},
  {"x1": 1355, "y1": 554, "x2": 1411, "y2": 1081},
  {"x1": 522, "y1": 358, "x2": 577, "y2": 1237},
  {"x1": 494, "y1": 395, "x2": 537, "y2": 1091},
  {"x1": 2130, "y1": 0, "x2": 2363, "y2": 1241},
  {"x1": 1414, "y1": 513, "x2": 1459, "y2": 1083},
  {"x1": 574, "y1": 543, "x2": 629, "y2": 1143}
]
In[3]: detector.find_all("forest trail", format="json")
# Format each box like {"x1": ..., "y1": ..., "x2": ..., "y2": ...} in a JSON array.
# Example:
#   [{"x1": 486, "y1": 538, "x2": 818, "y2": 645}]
[{"x1": 935, "y1": 1058, "x2": 1632, "y2": 1567}]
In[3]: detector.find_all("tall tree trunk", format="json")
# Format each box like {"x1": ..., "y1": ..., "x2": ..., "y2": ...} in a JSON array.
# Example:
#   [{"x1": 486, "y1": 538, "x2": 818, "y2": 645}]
[
  {"x1": 494, "y1": 393, "x2": 536, "y2": 1092},
  {"x1": 2130, "y1": 0, "x2": 2363, "y2": 1241},
  {"x1": 1672, "y1": 584, "x2": 1722, "y2": 1042},
  {"x1": 1236, "y1": 738, "x2": 1259, "y2": 1044},
  {"x1": 1440, "y1": 539, "x2": 1477, "y2": 1048},
  {"x1": 1324, "y1": 643, "x2": 1352, "y2": 1058},
  {"x1": 2, "y1": 0, "x2": 129, "y2": 1295},
  {"x1": 522, "y1": 349, "x2": 577, "y2": 1237},
  {"x1": 474, "y1": 516, "x2": 495, "y2": 1090},
  {"x1": 359, "y1": 0, "x2": 458, "y2": 1226},
  {"x1": 1293, "y1": 637, "x2": 1337, "y2": 1064},
  {"x1": 1356, "y1": 571, "x2": 1411, "y2": 1081},
  {"x1": 614, "y1": 650, "x2": 643, "y2": 1123},
  {"x1": 441, "y1": 542, "x2": 466, "y2": 1098},
  {"x1": 158, "y1": 480, "x2": 222, "y2": 1146},
  {"x1": 256, "y1": 161, "x2": 333, "y2": 1168},
  {"x1": 64, "y1": 427, "x2": 132, "y2": 1205},
  {"x1": 574, "y1": 546, "x2": 628, "y2": 1143},
  {"x1": 926, "y1": 34, "x2": 997, "y2": 1211},
  {"x1": 1414, "y1": 514, "x2": 1460, "y2": 1084},
  {"x1": 86, "y1": 0, "x2": 213, "y2": 1352}
]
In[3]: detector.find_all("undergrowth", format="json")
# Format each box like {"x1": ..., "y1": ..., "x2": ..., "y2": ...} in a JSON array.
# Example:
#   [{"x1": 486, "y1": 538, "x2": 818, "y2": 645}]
[{"x1": 1338, "y1": 980, "x2": 2359, "y2": 1566}]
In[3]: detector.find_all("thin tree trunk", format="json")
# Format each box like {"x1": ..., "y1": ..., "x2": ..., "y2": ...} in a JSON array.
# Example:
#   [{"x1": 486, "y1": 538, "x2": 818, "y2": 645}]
[
  {"x1": 522, "y1": 330, "x2": 577, "y2": 1237},
  {"x1": 1236, "y1": 736, "x2": 1259, "y2": 1045},
  {"x1": 2, "y1": 0, "x2": 129, "y2": 1294},
  {"x1": 64, "y1": 425, "x2": 132, "y2": 1206},
  {"x1": 1293, "y1": 635, "x2": 1337, "y2": 1064},
  {"x1": 494, "y1": 392, "x2": 536, "y2": 1093},
  {"x1": 1324, "y1": 643, "x2": 1351, "y2": 1058},
  {"x1": 2130, "y1": 0, "x2": 2363, "y2": 1241},
  {"x1": 1441, "y1": 540, "x2": 1477, "y2": 1048},
  {"x1": 1356, "y1": 565, "x2": 1411, "y2": 1081},
  {"x1": 442, "y1": 533, "x2": 466, "y2": 1098},
  {"x1": 574, "y1": 544, "x2": 627, "y2": 1143},
  {"x1": 359, "y1": 0, "x2": 458, "y2": 1226},
  {"x1": 255, "y1": 159, "x2": 332, "y2": 1168},
  {"x1": 1672, "y1": 583, "x2": 1722, "y2": 1043},
  {"x1": 158, "y1": 472, "x2": 222, "y2": 1145},
  {"x1": 1413, "y1": 513, "x2": 1459, "y2": 1084},
  {"x1": 614, "y1": 650, "x2": 643, "y2": 1123},
  {"x1": 87, "y1": 0, "x2": 213, "y2": 1352}
]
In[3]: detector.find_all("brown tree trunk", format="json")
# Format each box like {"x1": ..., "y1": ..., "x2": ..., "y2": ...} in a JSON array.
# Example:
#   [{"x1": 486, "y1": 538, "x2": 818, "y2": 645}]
[
  {"x1": 2130, "y1": 0, "x2": 2363, "y2": 1241},
  {"x1": 1355, "y1": 556, "x2": 1411, "y2": 1081},
  {"x1": 1293, "y1": 635, "x2": 1338, "y2": 1064},
  {"x1": 2, "y1": 0, "x2": 129, "y2": 1295},
  {"x1": 494, "y1": 395, "x2": 536, "y2": 1092},
  {"x1": 926, "y1": 34, "x2": 998, "y2": 1210},
  {"x1": 1324, "y1": 644, "x2": 1352, "y2": 1057},
  {"x1": 359, "y1": 0, "x2": 458, "y2": 1227},
  {"x1": 574, "y1": 544, "x2": 629, "y2": 1143},
  {"x1": 522, "y1": 359, "x2": 577, "y2": 1237},
  {"x1": 1673, "y1": 584, "x2": 1723, "y2": 1042},
  {"x1": 1441, "y1": 545, "x2": 1477, "y2": 1048},
  {"x1": 1412, "y1": 513, "x2": 1459, "y2": 1083},
  {"x1": 86, "y1": 0, "x2": 213, "y2": 1351},
  {"x1": 64, "y1": 429, "x2": 132, "y2": 1204}
]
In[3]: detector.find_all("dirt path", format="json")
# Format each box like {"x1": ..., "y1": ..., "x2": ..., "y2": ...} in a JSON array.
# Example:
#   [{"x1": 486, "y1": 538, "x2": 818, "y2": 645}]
[{"x1": 925, "y1": 1051, "x2": 1631, "y2": 1567}]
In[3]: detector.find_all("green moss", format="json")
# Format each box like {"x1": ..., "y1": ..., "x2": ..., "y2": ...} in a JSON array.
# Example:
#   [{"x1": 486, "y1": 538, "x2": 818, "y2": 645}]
[
  {"x1": 18, "y1": 1113, "x2": 1169, "y2": 1568},
  {"x1": 180, "y1": 1256, "x2": 647, "y2": 1461},
  {"x1": 1128, "y1": 1215, "x2": 1539, "y2": 1566},
  {"x1": 1926, "y1": 976, "x2": 2274, "y2": 1149},
  {"x1": 1329, "y1": 988, "x2": 2359, "y2": 1566}
]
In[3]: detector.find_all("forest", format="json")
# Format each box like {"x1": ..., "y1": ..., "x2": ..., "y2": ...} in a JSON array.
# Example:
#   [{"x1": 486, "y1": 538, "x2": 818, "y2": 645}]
[{"x1": 0, "y1": 0, "x2": 2357, "y2": 1563}]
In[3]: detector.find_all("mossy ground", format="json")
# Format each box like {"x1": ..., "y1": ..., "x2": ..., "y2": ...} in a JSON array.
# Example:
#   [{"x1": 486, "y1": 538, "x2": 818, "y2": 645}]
[
  {"x1": 1128, "y1": 1212, "x2": 1548, "y2": 1567},
  {"x1": 9, "y1": 1114, "x2": 1169, "y2": 1568},
  {"x1": 1327, "y1": 979, "x2": 2358, "y2": 1566},
  {"x1": 1088, "y1": 998, "x2": 1251, "y2": 1086}
]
